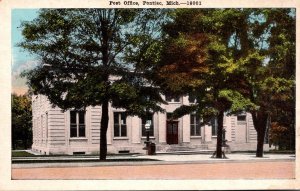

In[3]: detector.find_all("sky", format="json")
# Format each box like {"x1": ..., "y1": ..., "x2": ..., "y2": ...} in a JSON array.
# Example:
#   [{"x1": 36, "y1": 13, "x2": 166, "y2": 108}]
[{"x1": 11, "y1": 9, "x2": 39, "y2": 95}]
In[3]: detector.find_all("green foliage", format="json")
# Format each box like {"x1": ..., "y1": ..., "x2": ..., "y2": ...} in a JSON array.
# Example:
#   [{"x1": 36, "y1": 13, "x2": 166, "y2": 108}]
[
  {"x1": 12, "y1": 94, "x2": 32, "y2": 150},
  {"x1": 261, "y1": 77, "x2": 294, "y2": 102},
  {"x1": 157, "y1": 9, "x2": 255, "y2": 123},
  {"x1": 12, "y1": 151, "x2": 35, "y2": 157},
  {"x1": 20, "y1": 9, "x2": 168, "y2": 113},
  {"x1": 20, "y1": 9, "x2": 169, "y2": 159},
  {"x1": 157, "y1": 8, "x2": 295, "y2": 155},
  {"x1": 219, "y1": 89, "x2": 257, "y2": 113}
]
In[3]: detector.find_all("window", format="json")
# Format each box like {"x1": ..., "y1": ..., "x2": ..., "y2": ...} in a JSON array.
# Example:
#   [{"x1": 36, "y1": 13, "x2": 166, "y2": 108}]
[
  {"x1": 190, "y1": 114, "x2": 201, "y2": 136},
  {"x1": 237, "y1": 115, "x2": 246, "y2": 121},
  {"x1": 211, "y1": 118, "x2": 217, "y2": 136},
  {"x1": 114, "y1": 112, "x2": 127, "y2": 137},
  {"x1": 165, "y1": 94, "x2": 180, "y2": 102},
  {"x1": 188, "y1": 94, "x2": 197, "y2": 103},
  {"x1": 165, "y1": 94, "x2": 172, "y2": 102},
  {"x1": 70, "y1": 110, "x2": 86, "y2": 137},
  {"x1": 142, "y1": 113, "x2": 154, "y2": 137},
  {"x1": 173, "y1": 96, "x2": 180, "y2": 102}
]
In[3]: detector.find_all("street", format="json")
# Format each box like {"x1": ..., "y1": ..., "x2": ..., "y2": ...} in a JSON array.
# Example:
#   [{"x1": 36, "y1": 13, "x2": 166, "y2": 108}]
[{"x1": 12, "y1": 161, "x2": 294, "y2": 179}]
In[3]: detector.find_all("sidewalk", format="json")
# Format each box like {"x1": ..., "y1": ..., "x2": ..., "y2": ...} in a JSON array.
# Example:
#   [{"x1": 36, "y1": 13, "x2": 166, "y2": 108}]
[
  {"x1": 139, "y1": 152, "x2": 295, "y2": 162},
  {"x1": 12, "y1": 152, "x2": 295, "y2": 169}
]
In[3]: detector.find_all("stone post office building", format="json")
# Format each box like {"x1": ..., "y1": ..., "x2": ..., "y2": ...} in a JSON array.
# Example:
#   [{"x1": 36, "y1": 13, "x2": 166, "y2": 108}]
[{"x1": 31, "y1": 94, "x2": 269, "y2": 155}]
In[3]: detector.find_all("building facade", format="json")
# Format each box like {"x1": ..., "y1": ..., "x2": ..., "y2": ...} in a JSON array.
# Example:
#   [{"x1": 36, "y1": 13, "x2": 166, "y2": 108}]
[{"x1": 31, "y1": 94, "x2": 268, "y2": 155}]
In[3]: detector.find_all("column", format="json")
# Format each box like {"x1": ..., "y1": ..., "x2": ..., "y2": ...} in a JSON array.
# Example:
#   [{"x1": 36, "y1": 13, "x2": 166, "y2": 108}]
[
  {"x1": 131, "y1": 116, "x2": 141, "y2": 143},
  {"x1": 182, "y1": 115, "x2": 190, "y2": 143},
  {"x1": 158, "y1": 112, "x2": 166, "y2": 143},
  {"x1": 182, "y1": 96, "x2": 190, "y2": 143},
  {"x1": 205, "y1": 125, "x2": 212, "y2": 142},
  {"x1": 225, "y1": 115, "x2": 232, "y2": 142},
  {"x1": 107, "y1": 105, "x2": 112, "y2": 144}
]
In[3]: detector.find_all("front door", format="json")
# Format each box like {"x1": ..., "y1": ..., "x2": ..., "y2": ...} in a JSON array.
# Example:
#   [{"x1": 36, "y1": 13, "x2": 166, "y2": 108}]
[{"x1": 166, "y1": 121, "x2": 178, "y2": 144}]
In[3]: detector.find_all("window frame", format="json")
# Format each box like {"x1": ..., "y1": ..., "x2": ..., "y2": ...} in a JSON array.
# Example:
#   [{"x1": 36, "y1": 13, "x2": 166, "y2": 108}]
[
  {"x1": 237, "y1": 114, "x2": 247, "y2": 121},
  {"x1": 70, "y1": 110, "x2": 86, "y2": 138},
  {"x1": 188, "y1": 94, "x2": 197, "y2": 103},
  {"x1": 113, "y1": 112, "x2": 127, "y2": 137},
  {"x1": 211, "y1": 118, "x2": 218, "y2": 137},
  {"x1": 190, "y1": 114, "x2": 201, "y2": 136}
]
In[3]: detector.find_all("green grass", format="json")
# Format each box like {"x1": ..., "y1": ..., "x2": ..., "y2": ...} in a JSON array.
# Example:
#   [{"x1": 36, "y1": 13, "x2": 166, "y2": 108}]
[
  {"x1": 12, "y1": 151, "x2": 35, "y2": 157},
  {"x1": 11, "y1": 150, "x2": 140, "y2": 158}
]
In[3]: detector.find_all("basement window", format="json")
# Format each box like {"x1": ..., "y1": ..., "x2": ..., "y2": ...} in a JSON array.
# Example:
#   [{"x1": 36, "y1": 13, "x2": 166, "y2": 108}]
[
  {"x1": 119, "y1": 150, "x2": 130, "y2": 154},
  {"x1": 73, "y1": 152, "x2": 85, "y2": 155}
]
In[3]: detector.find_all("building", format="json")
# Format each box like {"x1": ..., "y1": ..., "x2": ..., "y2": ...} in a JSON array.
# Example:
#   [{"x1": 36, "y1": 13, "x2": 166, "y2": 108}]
[{"x1": 31, "y1": 94, "x2": 269, "y2": 155}]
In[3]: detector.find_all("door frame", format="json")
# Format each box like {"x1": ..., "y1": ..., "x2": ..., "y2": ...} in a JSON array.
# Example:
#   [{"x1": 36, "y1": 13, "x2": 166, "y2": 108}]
[{"x1": 166, "y1": 120, "x2": 179, "y2": 144}]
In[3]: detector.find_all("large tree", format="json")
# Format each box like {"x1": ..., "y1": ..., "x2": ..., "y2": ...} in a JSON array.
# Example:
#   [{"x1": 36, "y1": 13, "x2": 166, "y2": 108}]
[
  {"x1": 225, "y1": 9, "x2": 296, "y2": 156},
  {"x1": 12, "y1": 93, "x2": 32, "y2": 150},
  {"x1": 20, "y1": 9, "x2": 168, "y2": 160},
  {"x1": 155, "y1": 8, "x2": 295, "y2": 157},
  {"x1": 155, "y1": 9, "x2": 255, "y2": 158}
]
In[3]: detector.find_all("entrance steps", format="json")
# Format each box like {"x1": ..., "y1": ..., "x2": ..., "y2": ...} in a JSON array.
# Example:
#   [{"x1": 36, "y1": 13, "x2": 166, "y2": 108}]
[{"x1": 157, "y1": 144, "x2": 214, "y2": 155}]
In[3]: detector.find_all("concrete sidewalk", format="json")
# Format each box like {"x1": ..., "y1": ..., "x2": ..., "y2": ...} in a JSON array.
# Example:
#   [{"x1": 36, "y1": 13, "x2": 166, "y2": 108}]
[
  {"x1": 138, "y1": 152, "x2": 295, "y2": 162},
  {"x1": 12, "y1": 152, "x2": 295, "y2": 169}
]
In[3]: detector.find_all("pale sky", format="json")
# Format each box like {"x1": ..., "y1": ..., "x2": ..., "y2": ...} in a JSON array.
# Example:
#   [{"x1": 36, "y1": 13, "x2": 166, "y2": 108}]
[{"x1": 11, "y1": 9, "x2": 39, "y2": 95}]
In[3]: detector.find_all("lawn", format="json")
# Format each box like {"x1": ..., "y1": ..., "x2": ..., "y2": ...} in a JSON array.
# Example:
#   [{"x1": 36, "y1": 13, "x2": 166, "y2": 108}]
[
  {"x1": 12, "y1": 150, "x2": 140, "y2": 157},
  {"x1": 12, "y1": 151, "x2": 35, "y2": 157}
]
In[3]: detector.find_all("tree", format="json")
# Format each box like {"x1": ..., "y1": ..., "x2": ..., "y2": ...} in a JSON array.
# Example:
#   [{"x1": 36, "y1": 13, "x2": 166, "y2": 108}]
[
  {"x1": 268, "y1": 89, "x2": 295, "y2": 151},
  {"x1": 155, "y1": 8, "x2": 295, "y2": 158},
  {"x1": 12, "y1": 93, "x2": 32, "y2": 150},
  {"x1": 206, "y1": 9, "x2": 295, "y2": 157},
  {"x1": 197, "y1": 9, "x2": 295, "y2": 157},
  {"x1": 261, "y1": 9, "x2": 295, "y2": 151},
  {"x1": 155, "y1": 9, "x2": 255, "y2": 158},
  {"x1": 231, "y1": 9, "x2": 296, "y2": 156},
  {"x1": 20, "y1": 9, "x2": 168, "y2": 160}
]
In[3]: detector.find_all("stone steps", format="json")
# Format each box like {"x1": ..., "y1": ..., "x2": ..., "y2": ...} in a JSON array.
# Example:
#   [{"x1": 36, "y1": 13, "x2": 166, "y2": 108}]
[{"x1": 163, "y1": 144, "x2": 212, "y2": 153}]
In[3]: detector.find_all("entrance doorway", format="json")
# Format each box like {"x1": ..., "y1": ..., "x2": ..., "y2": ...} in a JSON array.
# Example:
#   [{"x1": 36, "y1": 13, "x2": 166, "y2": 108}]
[{"x1": 166, "y1": 121, "x2": 178, "y2": 144}]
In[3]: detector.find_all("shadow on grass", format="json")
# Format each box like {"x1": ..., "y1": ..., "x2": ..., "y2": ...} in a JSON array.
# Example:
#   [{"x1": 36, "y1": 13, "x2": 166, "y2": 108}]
[
  {"x1": 12, "y1": 150, "x2": 140, "y2": 158},
  {"x1": 12, "y1": 151, "x2": 35, "y2": 157}
]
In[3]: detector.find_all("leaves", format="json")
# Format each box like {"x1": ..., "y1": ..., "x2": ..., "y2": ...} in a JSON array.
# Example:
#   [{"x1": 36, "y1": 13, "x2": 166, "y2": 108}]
[
  {"x1": 12, "y1": 94, "x2": 32, "y2": 149},
  {"x1": 20, "y1": 9, "x2": 168, "y2": 114},
  {"x1": 156, "y1": 8, "x2": 295, "y2": 152},
  {"x1": 219, "y1": 89, "x2": 258, "y2": 113}
]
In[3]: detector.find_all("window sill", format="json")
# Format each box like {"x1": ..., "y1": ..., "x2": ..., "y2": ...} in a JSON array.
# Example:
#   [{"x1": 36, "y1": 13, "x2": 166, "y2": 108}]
[
  {"x1": 113, "y1": 137, "x2": 129, "y2": 140},
  {"x1": 190, "y1": 136, "x2": 202, "y2": 138},
  {"x1": 211, "y1": 135, "x2": 217, "y2": 138},
  {"x1": 70, "y1": 137, "x2": 88, "y2": 140},
  {"x1": 141, "y1": 137, "x2": 155, "y2": 139}
]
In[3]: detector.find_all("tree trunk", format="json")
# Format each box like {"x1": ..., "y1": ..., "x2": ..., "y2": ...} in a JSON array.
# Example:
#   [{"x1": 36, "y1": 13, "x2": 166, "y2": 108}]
[
  {"x1": 251, "y1": 111, "x2": 268, "y2": 157},
  {"x1": 216, "y1": 111, "x2": 224, "y2": 158},
  {"x1": 256, "y1": 127, "x2": 266, "y2": 157},
  {"x1": 100, "y1": 99, "x2": 109, "y2": 160}
]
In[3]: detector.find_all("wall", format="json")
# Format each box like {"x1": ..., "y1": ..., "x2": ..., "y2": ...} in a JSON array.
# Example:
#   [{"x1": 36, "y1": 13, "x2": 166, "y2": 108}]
[{"x1": 31, "y1": 94, "x2": 268, "y2": 155}]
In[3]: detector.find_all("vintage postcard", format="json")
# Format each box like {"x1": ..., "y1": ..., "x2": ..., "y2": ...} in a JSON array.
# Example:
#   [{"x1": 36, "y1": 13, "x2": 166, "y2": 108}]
[{"x1": 0, "y1": 0, "x2": 299, "y2": 190}]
